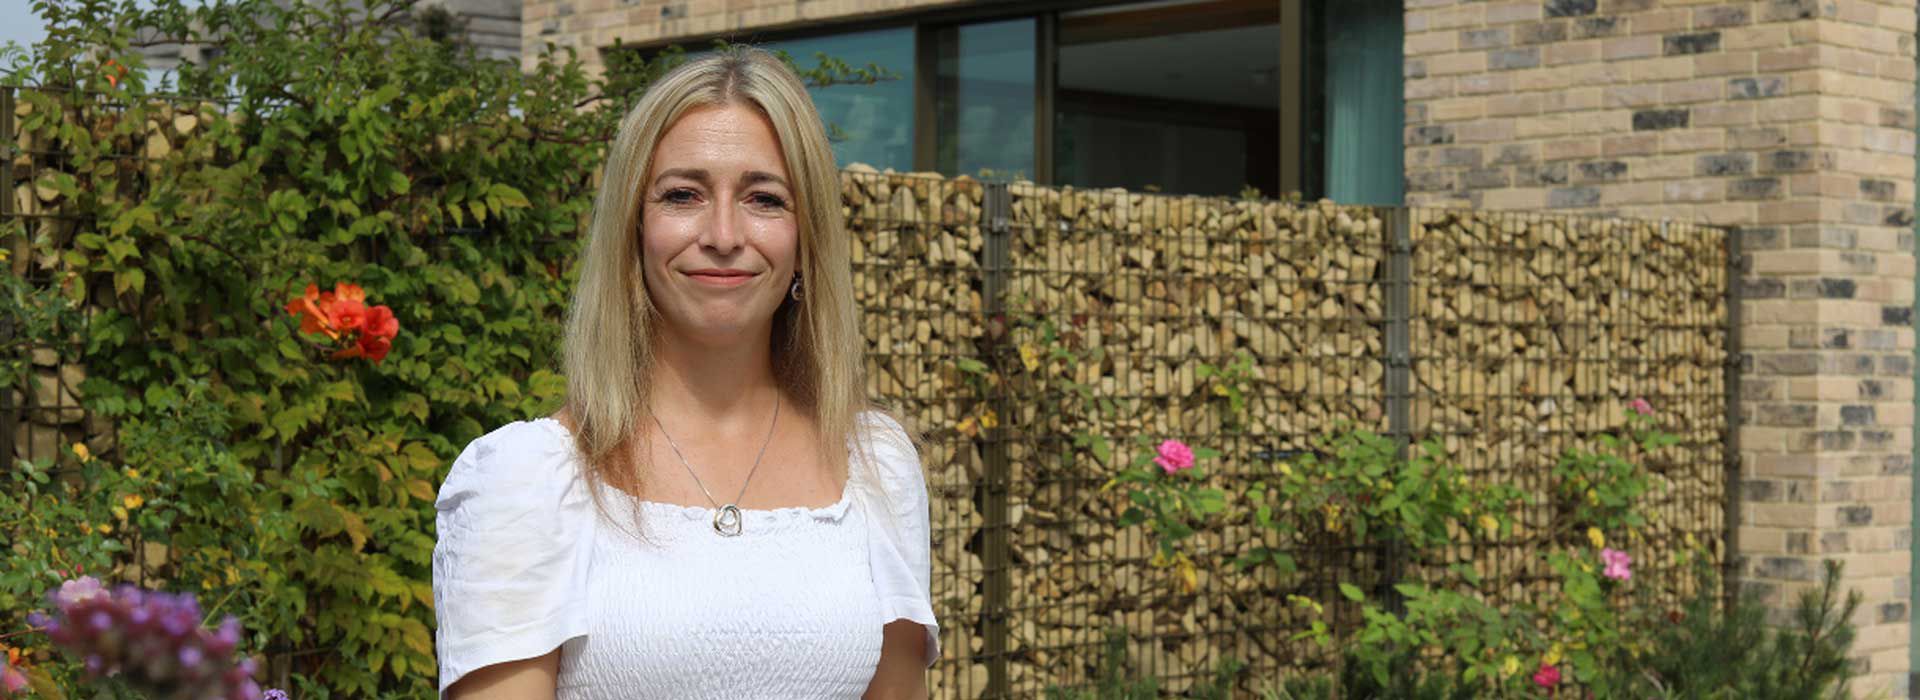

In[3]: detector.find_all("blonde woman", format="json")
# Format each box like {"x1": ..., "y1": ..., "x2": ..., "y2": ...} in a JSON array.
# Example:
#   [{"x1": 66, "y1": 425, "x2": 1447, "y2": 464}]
[{"x1": 431, "y1": 48, "x2": 937, "y2": 699}]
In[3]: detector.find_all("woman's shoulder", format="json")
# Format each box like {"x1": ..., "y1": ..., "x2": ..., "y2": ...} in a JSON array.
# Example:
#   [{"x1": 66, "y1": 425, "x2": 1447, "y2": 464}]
[{"x1": 435, "y1": 416, "x2": 583, "y2": 515}]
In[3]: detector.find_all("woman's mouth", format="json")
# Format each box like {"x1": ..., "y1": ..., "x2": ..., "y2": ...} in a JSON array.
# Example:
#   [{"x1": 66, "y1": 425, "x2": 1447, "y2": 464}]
[{"x1": 684, "y1": 269, "x2": 758, "y2": 288}]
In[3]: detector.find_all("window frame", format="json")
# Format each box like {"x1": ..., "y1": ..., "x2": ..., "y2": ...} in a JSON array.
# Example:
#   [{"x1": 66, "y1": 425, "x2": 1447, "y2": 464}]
[{"x1": 603, "y1": 0, "x2": 1312, "y2": 195}]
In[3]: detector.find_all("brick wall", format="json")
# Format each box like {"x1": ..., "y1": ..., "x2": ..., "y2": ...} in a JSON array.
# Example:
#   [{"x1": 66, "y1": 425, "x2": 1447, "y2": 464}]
[
  {"x1": 1404, "y1": 0, "x2": 1917, "y2": 694},
  {"x1": 519, "y1": 0, "x2": 967, "y2": 73}
]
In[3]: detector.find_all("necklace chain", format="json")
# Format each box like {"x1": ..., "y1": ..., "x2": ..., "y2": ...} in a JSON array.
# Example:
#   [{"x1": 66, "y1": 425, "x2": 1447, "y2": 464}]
[{"x1": 651, "y1": 392, "x2": 781, "y2": 537}]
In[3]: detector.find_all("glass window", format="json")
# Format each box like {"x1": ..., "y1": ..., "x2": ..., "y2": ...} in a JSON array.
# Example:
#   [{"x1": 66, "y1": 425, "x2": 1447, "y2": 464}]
[
  {"x1": 762, "y1": 27, "x2": 916, "y2": 173},
  {"x1": 935, "y1": 19, "x2": 1036, "y2": 180},
  {"x1": 1054, "y1": 1, "x2": 1279, "y2": 197}
]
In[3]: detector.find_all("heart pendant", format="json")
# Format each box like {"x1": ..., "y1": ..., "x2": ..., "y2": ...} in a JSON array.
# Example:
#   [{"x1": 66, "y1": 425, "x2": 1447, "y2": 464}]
[{"x1": 713, "y1": 504, "x2": 743, "y2": 537}]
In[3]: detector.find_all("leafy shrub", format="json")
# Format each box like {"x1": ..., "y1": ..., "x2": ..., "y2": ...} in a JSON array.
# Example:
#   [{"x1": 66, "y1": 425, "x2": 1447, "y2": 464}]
[{"x1": 1, "y1": 0, "x2": 885, "y2": 696}]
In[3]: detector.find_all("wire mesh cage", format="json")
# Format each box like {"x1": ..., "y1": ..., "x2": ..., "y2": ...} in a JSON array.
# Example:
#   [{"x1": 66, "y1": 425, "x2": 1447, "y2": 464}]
[{"x1": 842, "y1": 170, "x2": 1733, "y2": 698}]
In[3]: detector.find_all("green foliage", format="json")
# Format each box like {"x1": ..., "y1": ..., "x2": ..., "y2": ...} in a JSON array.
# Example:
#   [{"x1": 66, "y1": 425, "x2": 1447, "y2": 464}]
[
  {"x1": 1042, "y1": 628, "x2": 1244, "y2": 700},
  {"x1": 1624, "y1": 559, "x2": 1858, "y2": 700},
  {"x1": 1239, "y1": 431, "x2": 1524, "y2": 575},
  {"x1": 1553, "y1": 407, "x2": 1674, "y2": 538},
  {"x1": 1, "y1": 0, "x2": 892, "y2": 696}
]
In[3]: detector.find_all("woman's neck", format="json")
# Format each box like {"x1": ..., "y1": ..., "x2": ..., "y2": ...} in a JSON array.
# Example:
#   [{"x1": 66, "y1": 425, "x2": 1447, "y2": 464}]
[{"x1": 647, "y1": 326, "x2": 780, "y2": 432}]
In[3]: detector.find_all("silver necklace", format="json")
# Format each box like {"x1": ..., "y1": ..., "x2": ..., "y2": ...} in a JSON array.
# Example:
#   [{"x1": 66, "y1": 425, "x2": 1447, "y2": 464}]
[{"x1": 651, "y1": 393, "x2": 781, "y2": 537}]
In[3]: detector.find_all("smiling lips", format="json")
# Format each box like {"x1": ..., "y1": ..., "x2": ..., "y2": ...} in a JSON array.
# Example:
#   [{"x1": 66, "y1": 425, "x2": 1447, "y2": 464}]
[{"x1": 684, "y1": 268, "x2": 758, "y2": 288}]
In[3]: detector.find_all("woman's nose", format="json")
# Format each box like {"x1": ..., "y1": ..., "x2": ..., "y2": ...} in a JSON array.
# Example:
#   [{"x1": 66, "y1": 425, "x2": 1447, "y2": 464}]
[{"x1": 700, "y1": 196, "x2": 743, "y2": 253}]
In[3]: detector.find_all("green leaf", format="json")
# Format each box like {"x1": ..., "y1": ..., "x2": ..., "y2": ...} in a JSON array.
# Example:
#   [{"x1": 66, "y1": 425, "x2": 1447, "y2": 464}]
[
  {"x1": 386, "y1": 169, "x2": 411, "y2": 195},
  {"x1": 490, "y1": 183, "x2": 530, "y2": 208},
  {"x1": 1339, "y1": 583, "x2": 1365, "y2": 602},
  {"x1": 1090, "y1": 435, "x2": 1111, "y2": 466}
]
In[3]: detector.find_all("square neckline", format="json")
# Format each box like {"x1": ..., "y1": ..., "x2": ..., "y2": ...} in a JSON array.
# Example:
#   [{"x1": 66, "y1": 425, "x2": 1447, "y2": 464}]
[{"x1": 527, "y1": 416, "x2": 855, "y2": 518}]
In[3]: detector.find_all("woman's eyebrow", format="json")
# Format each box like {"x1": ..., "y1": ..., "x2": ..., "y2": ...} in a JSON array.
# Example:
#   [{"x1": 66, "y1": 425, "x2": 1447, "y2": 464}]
[{"x1": 651, "y1": 169, "x2": 788, "y2": 189}]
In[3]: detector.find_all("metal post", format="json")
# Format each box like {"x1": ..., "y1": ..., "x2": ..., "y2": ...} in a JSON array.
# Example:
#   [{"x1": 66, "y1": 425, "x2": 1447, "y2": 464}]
[
  {"x1": 1380, "y1": 206, "x2": 1413, "y2": 613},
  {"x1": 1, "y1": 86, "x2": 17, "y2": 466},
  {"x1": 1724, "y1": 226, "x2": 1745, "y2": 611},
  {"x1": 980, "y1": 181, "x2": 1012, "y2": 699}
]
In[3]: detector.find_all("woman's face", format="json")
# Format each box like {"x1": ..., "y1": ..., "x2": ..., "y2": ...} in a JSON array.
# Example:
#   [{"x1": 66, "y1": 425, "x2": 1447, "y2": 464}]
[{"x1": 639, "y1": 102, "x2": 800, "y2": 346}]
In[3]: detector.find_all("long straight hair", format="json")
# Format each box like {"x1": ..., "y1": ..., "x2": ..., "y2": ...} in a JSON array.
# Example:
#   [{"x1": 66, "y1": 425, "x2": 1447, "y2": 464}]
[{"x1": 561, "y1": 47, "x2": 908, "y2": 539}]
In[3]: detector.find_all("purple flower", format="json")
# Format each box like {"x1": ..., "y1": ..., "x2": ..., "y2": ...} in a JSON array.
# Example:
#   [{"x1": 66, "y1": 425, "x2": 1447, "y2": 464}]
[
  {"x1": 178, "y1": 645, "x2": 204, "y2": 670},
  {"x1": 264, "y1": 690, "x2": 290, "y2": 700},
  {"x1": 33, "y1": 577, "x2": 262, "y2": 699},
  {"x1": 1601, "y1": 548, "x2": 1633, "y2": 581}
]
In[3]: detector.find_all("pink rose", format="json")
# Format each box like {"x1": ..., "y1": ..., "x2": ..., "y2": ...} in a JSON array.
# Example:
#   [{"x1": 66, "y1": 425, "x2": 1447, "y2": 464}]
[
  {"x1": 2, "y1": 664, "x2": 27, "y2": 694},
  {"x1": 1629, "y1": 398, "x2": 1653, "y2": 416},
  {"x1": 1601, "y1": 548, "x2": 1633, "y2": 581},
  {"x1": 1533, "y1": 662, "x2": 1560, "y2": 688},
  {"x1": 56, "y1": 576, "x2": 104, "y2": 607},
  {"x1": 1154, "y1": 440, "x2": 1195, "y2": 475}
]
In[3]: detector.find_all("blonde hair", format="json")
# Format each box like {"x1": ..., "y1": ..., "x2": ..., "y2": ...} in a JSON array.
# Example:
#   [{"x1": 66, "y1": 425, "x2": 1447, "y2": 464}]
[{"x1": 561, "y1": 46, "x2": 907, "y2": 538}]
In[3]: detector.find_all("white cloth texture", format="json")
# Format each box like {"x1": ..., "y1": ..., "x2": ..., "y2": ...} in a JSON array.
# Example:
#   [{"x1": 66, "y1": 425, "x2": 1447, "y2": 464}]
[{"x1": 432, "y1": 411, "x2": 940, "y2": 698}]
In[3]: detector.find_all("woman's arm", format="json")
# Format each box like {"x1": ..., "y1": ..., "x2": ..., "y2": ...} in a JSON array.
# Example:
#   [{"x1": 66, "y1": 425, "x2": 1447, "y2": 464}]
[
  {"x1": 863, "y1": 619, "x2": 930, "y2": 700},
  {"x1": 445, "y1": 650, "x2": 560, "y2": 700}
]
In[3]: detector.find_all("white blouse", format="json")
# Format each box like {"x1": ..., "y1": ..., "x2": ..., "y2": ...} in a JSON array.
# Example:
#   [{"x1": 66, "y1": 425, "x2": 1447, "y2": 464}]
[{"x1": 432, "y1": 411, "x2": 940, "y2": 698}]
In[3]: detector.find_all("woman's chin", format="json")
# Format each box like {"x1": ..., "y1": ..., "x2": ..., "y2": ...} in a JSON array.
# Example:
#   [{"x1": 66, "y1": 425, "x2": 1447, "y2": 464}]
[{"x1": 660, "y1": 314, "x2": 771, "y2": 347}]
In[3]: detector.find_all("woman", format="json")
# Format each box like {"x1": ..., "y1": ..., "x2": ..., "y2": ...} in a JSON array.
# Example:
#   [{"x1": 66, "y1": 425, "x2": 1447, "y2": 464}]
[{"x1": 431, "y1": 48, "x2": 938, "y2": 699}]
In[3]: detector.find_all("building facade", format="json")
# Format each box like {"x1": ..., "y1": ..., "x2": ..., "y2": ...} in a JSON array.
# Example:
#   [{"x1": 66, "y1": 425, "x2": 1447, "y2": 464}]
[
  {"x1": 1402, "y1": 1, "x2": 1916, "y2": 696},
  {"x1": 525, "y1": 0, "x2": 1920, "y2": 695}
]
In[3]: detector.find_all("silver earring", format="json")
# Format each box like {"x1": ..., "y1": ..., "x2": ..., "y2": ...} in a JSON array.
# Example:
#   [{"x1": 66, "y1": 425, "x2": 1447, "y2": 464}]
[{"x1": 789, "y1": 274, "x2": 804, "y2": 301}]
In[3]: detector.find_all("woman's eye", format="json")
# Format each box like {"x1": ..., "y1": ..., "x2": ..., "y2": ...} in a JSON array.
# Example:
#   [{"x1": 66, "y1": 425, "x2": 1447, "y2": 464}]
[
  {"x1": 749, "y1": 193, "x2": 788, "y2": 210},
  {"x1": 661, "y1": 189, "x2": 698, "y2": 204}
]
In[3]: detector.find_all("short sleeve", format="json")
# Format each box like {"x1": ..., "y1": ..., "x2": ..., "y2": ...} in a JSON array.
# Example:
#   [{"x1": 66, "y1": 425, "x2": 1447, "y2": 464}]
[
  {"x1": 853, "y1": 411, "x2": 941, "y2": 668},
  {"x1": 432, "y1": 420, "x2": 594, "y2": 695}
]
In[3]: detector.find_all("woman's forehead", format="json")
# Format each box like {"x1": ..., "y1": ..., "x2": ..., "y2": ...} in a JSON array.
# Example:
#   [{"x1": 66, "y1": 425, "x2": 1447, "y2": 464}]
[{"x1": 651, "y1": 103, "x2": 790, "y2": 181}]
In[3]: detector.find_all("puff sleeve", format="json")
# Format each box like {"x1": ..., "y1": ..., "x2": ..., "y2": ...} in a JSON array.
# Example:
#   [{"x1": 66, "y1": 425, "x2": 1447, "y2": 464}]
[
  {"x1": 854, "y1": 411, "x2": 941, "y2": 668},
  {"x1": 432, "y1": 420, "x2": 595, "y2": 695}
]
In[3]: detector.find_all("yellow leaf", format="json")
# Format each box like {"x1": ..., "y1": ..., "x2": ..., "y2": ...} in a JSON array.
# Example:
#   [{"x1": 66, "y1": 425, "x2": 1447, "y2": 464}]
[
  {"x1": 122, "y1": 494, "x2": 144, "y2": 510},
  {"x1": 1587, "y1": 527, "x2": 1606, "y2": 549},
  {"x1": 1479, "y1": 514, "x2": 1499, "y2": 538},
  {"x1": 407, "y1": 479, "x2": 436, "y2": 502},
  {"x1": 341, "y1": 510, "x2": 370, "y2": 552},
  {"x1": 71, "y1": 443, "x2": 91, "y2": 462},
  {"x1": 978, "y1": 409, "x2": 999, "y2": 429},
  {"x1": 956, "y1": 417, "x2": 977, "y2": 438},
  {"x1": 1018, "y1": 344, "x2": 1039, "y2": 372},
  {"x1": 1545, "y1": 643, "x2": 1564, "y2": 666},
  {"x1": 1502, "y1": 656, "x2": 1519, "y2": 678},
  {"x1": 401, "y1": 618, "x2": 434, "y2": 657}
]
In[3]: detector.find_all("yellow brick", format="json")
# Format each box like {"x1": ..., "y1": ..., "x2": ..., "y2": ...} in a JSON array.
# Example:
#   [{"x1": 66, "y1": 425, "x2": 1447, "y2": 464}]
[
  {"x1": 1636, "y1": 154, "x2": 1694, "y2": 178},
  {"x1": 1486, "y1": 93, "x2": 1541, "y2": 117},
  {"x1": 1724, "y1": 24, "x2": 1791, "y2": 51},
  {"x1": 1661, "y1": 78, "x2": 1721, "y2": 104},
  {"x1": 1428, "y1": 51, "x2": 1488, "y2": 76},
  {"x1": 1603, "y1": 181, "x2": 1662, "y2": 205},
  {"x1": 1543, "y1": 138, "x2": 1601, "y2": 161},
  {"x1": 1545, "y1": 40, "x2": 1599, "y2": 66},
  {"x1": 1695, "y1": 51, "x2": 1757, "y2": 76},
  {"x1": 1515, "y1": 115, "x2": 1569, "y2": 139},
  {"x1": 1480, "y1": 187, "x2": 1548, "y2": 210},
  {"x1": 1406, "y1": 30, "x2": 1456, "y2": 56},
  {"x1": 1431, "y1": 96, "x2": 1485, "y2": 121},
  {"x1": 1660, "y1": 129, "x2": 1722, "y2": 153},
  {"x1": 1633, "y1": 56, "x2": 1695, "y2": 82},
  {"x1": 1633, "y1": 8, "x2": 1688, "y2": 34}
]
